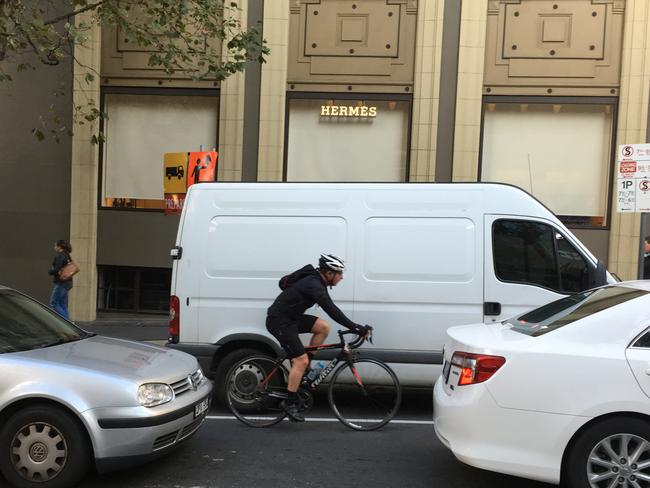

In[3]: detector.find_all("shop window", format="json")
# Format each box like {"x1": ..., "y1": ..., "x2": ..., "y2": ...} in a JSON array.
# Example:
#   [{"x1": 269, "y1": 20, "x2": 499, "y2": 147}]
[
  {"x1": 97, "y1": 266, "x2": 171, "y2": 313},
  {"x1": 100, "y1": 89, "x2": 219, "y2": 209},
  {"x1": 481, "y1": 101, "x2": 614, "y2": 228},
  {"x1": 285, "y1": 96, "x2": 410, "y2": 182}
]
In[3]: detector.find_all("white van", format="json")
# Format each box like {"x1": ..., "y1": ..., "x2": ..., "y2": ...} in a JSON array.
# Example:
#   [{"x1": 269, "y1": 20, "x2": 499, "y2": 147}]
[{"x1": 167, "y1": 182, "x2": 611, "y2": 397}]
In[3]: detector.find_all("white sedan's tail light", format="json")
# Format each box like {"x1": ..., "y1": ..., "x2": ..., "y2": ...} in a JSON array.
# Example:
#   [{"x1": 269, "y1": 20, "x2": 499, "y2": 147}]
[{"x1": 450, "y1": 351, "x2": 505, "y2": 386}]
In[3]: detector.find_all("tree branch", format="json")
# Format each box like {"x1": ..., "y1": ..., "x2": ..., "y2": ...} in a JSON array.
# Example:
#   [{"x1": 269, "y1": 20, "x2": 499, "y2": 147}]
[{"x1": 43, "y1": 0, "x2": 107, "y2": 26}]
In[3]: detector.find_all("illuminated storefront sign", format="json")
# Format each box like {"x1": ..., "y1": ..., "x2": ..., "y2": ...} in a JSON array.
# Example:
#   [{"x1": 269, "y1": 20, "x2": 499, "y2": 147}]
[{"x1": 320, "y1": 105, "x2": 377, "y2": 117}]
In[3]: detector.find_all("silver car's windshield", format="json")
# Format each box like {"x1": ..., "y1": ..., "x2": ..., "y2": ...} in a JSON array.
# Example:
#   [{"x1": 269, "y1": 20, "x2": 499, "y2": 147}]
[{"x1": 0, "y1": 291, "x2": 89, "y2": 353}]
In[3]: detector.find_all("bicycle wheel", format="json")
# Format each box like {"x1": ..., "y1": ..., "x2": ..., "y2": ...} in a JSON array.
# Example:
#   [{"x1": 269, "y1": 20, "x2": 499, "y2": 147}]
[
  {"x1": 328, "y1": 358, "x2": 401, "y2": 431},
  {"x1": 226, "y1": 355, "x2": 289, "y2": 427}
]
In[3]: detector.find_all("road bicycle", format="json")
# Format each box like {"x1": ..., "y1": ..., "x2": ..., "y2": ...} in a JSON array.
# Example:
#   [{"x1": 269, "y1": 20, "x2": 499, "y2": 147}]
[{"x1": 225, "y1": 330, "x2": 402, "y2": 431}]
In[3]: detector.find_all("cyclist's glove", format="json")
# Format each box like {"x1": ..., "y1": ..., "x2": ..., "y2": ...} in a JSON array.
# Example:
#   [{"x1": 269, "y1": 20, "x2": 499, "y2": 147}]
[{"x1": 353, "y1": 324, "x2": 372, "y2": 336}]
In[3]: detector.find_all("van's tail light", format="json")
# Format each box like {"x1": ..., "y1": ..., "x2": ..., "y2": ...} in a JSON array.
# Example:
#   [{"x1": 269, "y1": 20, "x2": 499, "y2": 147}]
[
  {"x1": 169, "y1": 295, "x2": 180, "y2": 343},
  {"x1": 450, "y1": 352, "x2": 505, "y2": 386}
]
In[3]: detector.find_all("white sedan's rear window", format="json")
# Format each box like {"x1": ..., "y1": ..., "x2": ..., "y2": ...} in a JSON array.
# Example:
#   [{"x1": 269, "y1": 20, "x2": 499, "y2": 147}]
[{"x1": 505, "y1": 286, "x2": 648, "y2": 337}]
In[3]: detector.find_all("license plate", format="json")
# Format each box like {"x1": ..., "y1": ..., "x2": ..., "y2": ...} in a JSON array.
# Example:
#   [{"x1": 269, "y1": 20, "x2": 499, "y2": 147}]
[
  {"x1": 442, "y1": 360, "x2": 451, "y2": 384},
  {"x1": 194, "y1": 398, "x2": 209, "y2": 418}
]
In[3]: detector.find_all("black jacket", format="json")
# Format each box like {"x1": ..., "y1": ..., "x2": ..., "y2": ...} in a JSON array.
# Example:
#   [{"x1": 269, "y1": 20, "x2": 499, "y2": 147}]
[
  {"x1": 49, "y1": 252, "x2": 73, "y2": 289},
  {"x1": 267, "y1": 268, "x2": 359, "y2": 331}
]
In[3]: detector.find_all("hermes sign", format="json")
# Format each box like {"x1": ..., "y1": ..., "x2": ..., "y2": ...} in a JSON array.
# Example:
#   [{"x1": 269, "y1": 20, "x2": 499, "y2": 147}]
[{"x1": 320, "y1": 105, "x2": 377, "y2": 117}]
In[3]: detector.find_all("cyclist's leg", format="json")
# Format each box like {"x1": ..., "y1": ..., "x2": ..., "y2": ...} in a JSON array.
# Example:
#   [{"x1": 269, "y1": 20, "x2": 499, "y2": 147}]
[
  {"x1": 308, "y1": 317, "x2": 329, "y2": 348},
  {"x1": 267, "y1": 317, "x2": 308, "y2": 421},
  {"x1": 287, "y1": 353, "x2": 309, "y2": 392},
  {"x1": 297, "y1": 314, "x2": 325, "y2": 369}
]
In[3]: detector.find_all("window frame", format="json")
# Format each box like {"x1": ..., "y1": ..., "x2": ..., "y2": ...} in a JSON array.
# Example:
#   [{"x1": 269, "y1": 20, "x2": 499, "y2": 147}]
[
  {"x1": 97, "y1": 86, "x2": 220, "y2": 212},
  {"x1": 97, "y1": 265, "x2": 171, "y2": 313},
  {"x1": 282, "y1": 91, "x2": 413, "y2": 182},
  {"x1": 478, "y1": 95, "x2": 618, "y2": 230},
  {"x1": 492, "y1": 218, "x2": 596, "y2": 294},
  {"x1": 629, "y1": 325, "x2": 650, "y2": 349}
]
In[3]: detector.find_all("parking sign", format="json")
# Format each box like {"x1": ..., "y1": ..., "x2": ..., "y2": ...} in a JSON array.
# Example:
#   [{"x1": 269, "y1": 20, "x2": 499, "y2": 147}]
[{"x1": 617, "y1": 144, "x2": 650, "y2": 212}]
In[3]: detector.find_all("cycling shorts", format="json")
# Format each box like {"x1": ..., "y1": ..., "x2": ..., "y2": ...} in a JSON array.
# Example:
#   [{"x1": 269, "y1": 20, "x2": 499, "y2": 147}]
[{"x1": 266, "y1": 314, "x2": 318, "y2": 359}]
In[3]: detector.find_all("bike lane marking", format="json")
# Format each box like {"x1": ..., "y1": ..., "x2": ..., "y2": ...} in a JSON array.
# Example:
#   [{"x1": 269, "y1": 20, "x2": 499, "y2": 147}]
[{"x1": 206, "y1": 415, "x2": 434, "y2": 425}]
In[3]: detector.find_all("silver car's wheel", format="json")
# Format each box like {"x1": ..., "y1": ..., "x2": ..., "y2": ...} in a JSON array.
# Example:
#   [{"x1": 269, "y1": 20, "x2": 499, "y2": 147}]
[
  {"x1": 11, "y1": 422, "x2": 68, "y2": 482},
  {"x1": 566, "y1": 417, "x2": 650, "y2": 488},
  {"x1": 0, "y1": 406, "x2": 90, "y2": 488},
  {"x1": 587, "y1": 433, "x2": 650, "y2": 487}
]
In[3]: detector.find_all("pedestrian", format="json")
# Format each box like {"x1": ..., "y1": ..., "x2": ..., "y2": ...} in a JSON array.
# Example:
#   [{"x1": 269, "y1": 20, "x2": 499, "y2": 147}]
[
  {"x1": 266, "y1": 254, "x2": 371, "y2": 422},
  {"x1": 48, "y1": 239, "x2": 73, "y2": 319},
  {"x1": 643, "y1": 236, "x2": 650, "y2": 280}
]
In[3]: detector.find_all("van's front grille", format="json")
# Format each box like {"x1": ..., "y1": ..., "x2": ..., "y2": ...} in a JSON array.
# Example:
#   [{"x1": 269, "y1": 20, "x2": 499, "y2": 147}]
[{"x1": 170, "y1": 369, "x2": 204, "y2": 397}]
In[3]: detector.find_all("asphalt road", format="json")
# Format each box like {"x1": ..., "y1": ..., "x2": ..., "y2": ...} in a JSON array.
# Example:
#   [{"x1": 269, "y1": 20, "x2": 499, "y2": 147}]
[
  {"x1": 74, "y1": 389, "x2": 555, "y2": 488},
  {"x1": 60, "y1": 325, "x2": 557, "y2": 488}
]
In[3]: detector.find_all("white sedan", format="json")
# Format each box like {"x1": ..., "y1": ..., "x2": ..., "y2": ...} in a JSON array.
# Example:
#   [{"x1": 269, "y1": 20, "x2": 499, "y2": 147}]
[{"x1": 434, "y1": 281, "x2": 650, "y2": 488}]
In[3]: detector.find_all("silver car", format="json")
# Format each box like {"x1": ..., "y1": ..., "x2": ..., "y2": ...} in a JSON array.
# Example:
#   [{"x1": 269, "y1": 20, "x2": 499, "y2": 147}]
[{"x1": 0, "y1": 286, "x2": 213, "y2": 488}]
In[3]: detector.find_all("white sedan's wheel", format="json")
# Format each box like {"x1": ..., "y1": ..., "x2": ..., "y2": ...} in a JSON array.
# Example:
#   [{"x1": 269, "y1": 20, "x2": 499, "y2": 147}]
[
  {"x1": 0, "y1": 406, "x2": 90, "y2": 488},
  {"x1": 567, "y1": 417, "x2": 650, "y2": 488},
  {"x1": 587, "y1": 433, "x2": 650, "y2": 487}
]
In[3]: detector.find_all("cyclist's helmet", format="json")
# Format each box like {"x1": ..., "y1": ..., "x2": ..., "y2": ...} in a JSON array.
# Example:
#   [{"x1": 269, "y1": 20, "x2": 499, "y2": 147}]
[{"x1": 319, "y1": 253, "x2": 345, "y2": 272}]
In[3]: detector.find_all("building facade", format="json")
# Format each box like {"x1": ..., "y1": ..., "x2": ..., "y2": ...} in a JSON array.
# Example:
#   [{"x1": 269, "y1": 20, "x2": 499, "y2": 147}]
[{"x1": 3, "y1": 0, "x2": 650, "y2": 320}]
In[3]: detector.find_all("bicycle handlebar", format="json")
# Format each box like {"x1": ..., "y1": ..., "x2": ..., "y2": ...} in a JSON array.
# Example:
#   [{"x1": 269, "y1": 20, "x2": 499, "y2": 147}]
[{"x1": 337, "y1": 327, "x2": 372, "y2": 349}]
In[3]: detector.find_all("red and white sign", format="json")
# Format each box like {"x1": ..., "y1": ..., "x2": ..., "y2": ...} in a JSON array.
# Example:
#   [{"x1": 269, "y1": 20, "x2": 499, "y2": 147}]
[{"x1": 620, "y1": 161, "x2": 638, "y2": 174}]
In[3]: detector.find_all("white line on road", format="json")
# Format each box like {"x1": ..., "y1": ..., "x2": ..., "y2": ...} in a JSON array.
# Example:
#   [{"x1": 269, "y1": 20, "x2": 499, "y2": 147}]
[{"x1": 206, "y1": 415, "x2": 434, "y2": 425}]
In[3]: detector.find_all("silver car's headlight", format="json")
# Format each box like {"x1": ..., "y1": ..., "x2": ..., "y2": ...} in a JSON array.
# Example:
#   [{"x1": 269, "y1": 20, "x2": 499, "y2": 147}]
[{"x1": 138, "y1": 383, "x2": 173, "y2": 407}]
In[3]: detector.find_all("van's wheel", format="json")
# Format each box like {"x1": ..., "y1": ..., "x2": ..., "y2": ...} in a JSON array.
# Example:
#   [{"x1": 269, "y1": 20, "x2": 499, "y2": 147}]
[
  {"x1": 214, "y1": 348, "x2": 265, "y2": 406},
  {"x1": 564, "y1": 416, "x2": 650, "y2": 488},
  {"x1": 0, "y1": 405, "x2": 90, "y2": 488}
]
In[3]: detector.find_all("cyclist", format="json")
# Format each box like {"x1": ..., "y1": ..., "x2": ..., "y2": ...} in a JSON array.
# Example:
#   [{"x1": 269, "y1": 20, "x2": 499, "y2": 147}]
[{"x1": 266, "y1": 253, "x2": 371, "y2": 422}]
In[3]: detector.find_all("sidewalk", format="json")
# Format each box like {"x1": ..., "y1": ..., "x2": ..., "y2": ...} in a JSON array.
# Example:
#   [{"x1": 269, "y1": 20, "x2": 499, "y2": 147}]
[{"x1": 76, "y1": 312, "x2": 168, "y2": 344}]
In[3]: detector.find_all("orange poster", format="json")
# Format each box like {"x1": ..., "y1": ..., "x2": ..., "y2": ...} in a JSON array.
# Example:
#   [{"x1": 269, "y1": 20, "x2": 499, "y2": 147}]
[{"x1": 187, "y1": 151, "x2": 218, "y2": 189}]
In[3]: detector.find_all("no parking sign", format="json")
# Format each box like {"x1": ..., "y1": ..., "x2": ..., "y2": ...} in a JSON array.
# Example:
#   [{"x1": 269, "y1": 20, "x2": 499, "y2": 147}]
[{"x1": 617, "y1": 144, "x2": 650, "y2": 212}]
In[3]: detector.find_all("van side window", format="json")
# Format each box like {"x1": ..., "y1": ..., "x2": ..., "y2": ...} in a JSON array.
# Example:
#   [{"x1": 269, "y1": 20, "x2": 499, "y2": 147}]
[
  {"x1": 493, "y1": 220, "x2": 558, "y2": 289},
  {"x1": 557, "y1": 236, "x2": 589, "y2": 292},
  {"x1": 493, "y1": 220, "x2": 593, "y2": 293}
]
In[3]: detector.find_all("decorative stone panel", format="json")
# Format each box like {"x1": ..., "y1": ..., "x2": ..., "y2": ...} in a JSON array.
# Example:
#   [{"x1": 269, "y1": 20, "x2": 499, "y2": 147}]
[
  {"x1": 100, "y1": 4, "x2": 221, "y2": 88},
  {"x1": 288, "y1": 0, "x2": 417, "y2": 93},
  {"x1": 484, "y1": 0, "x2": 625, "y2": 96}
]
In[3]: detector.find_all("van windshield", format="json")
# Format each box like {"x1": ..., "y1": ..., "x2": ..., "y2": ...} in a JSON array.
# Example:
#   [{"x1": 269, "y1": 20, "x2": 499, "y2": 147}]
[{"x1": 505, "y1": 286, "x2": 648, "y2": 337}]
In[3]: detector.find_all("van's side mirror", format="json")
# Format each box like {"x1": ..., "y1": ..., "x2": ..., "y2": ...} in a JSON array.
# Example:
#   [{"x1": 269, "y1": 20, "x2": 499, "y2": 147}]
[{"x1": 588, "y1": 260, "x2": 607, "y2": 288}]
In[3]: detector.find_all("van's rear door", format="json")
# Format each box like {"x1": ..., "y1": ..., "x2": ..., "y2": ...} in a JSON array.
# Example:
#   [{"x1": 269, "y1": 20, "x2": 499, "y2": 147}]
[
  {"x1": 170, "y1": 197, "x2": 200, "y2": 343},
  {"x1": 483, "y1": 215, "x2": 567, "y2": 323}
]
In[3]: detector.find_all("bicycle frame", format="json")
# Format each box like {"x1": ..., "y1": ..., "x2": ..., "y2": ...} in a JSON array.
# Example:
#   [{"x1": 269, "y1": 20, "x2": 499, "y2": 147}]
[{"x1": 261, "y1": 331, "x2": 366, "y2": 392}]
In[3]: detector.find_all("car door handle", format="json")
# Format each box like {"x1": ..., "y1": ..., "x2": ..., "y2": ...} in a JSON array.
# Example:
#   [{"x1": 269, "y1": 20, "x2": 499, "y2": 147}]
[{"x1": 484, "y1": 302, "x2": 502, "y2": 316}]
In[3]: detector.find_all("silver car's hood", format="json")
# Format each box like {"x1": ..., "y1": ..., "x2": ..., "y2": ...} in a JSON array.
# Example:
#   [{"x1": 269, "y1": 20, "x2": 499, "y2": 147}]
[{"x1": 11, "y1": 335, "x2": 197, "y2": 382}]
